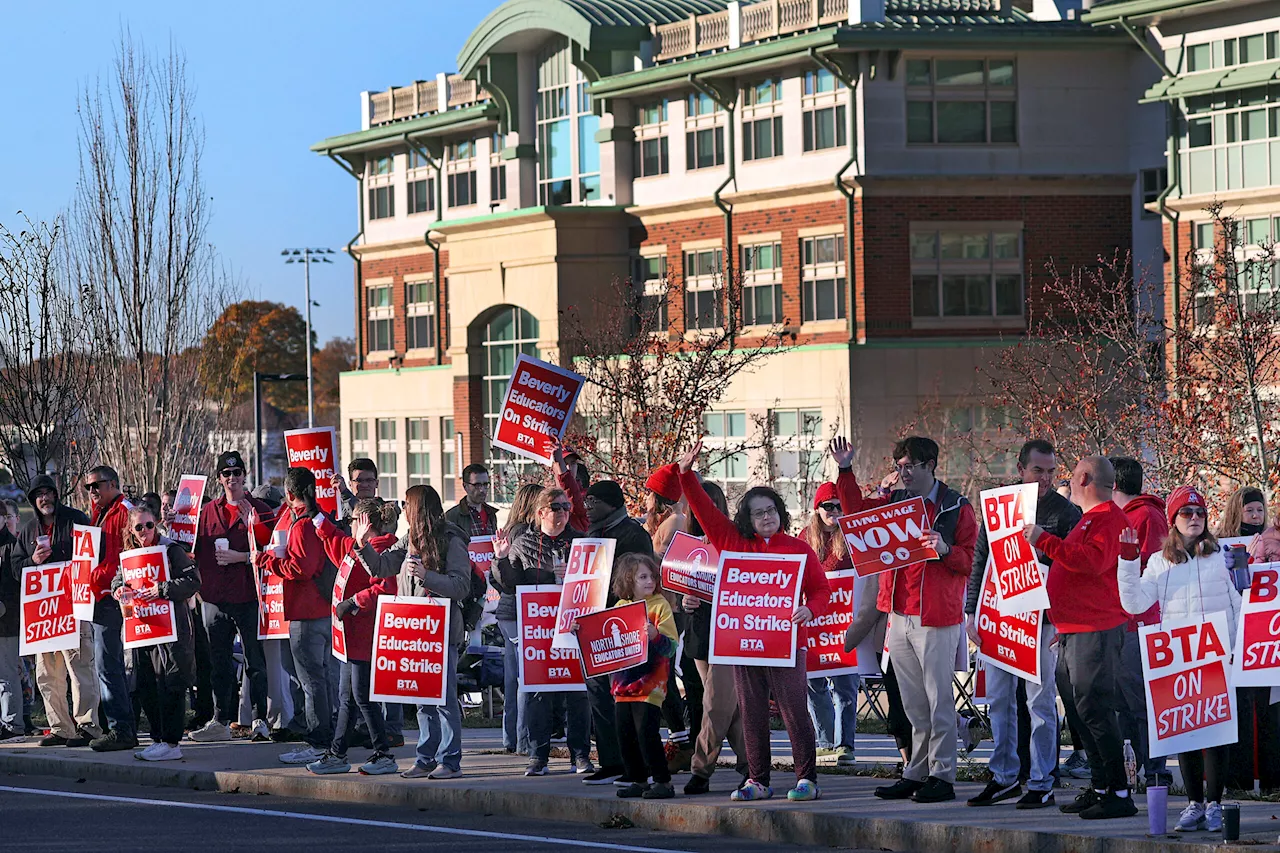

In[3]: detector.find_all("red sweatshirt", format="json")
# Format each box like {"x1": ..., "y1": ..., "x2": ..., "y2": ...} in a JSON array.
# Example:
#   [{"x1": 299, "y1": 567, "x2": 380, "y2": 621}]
[
  {"x1": 257, "y1": 508, "x2": 329, "y2": 621},
  {"x1": 1036, "y1": 500, "x2": 1130, "y2": 634},
  {"x1": 91, "y1": 494, "x2": 131, "y2": 599},
  {"x1": 1122, "y1": 494, "x2": 1168, "y2": 630},
  {"x1": 315, "y1": 515, "x2": 397, "y2": 662}
]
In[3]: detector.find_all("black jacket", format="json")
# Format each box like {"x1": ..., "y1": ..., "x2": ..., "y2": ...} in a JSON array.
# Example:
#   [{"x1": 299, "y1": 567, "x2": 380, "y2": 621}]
[
  {"x1": 15, "y1": 503, "x2": 92, "y2": 571},
  {"x1": 587, "y1": 507, "x2": 653, "y2": 607},
  {"x1": 112, "y1": 539, "x2": 201, "y2": 685},
  {"x1": 443, "y1": 501, "x2": 499, "y2": 539},
  {"x1": 0, "y1": 528, "x2": 20, "y2": 637},
  {"x1": 494, "y1": 524, "x2": 581, "y2": 622}
]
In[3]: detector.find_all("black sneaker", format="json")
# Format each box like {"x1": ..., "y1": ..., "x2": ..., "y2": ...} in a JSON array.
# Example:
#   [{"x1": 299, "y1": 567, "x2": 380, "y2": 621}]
[
  {"x1": 1079, "y1": 790, "x2": 1138, "y2": 820},
  {"x1": 912, "y1": 776, "x2": 956, "y2": 803},
  {"x1": 0, "y1": 726, "x2": 25, "y2": 743},
  {"x1": 90, "y1": 729, "x2": 139, "y2": 752},
  {"x1": 38, "y1": 733, "x2": 67, "y2": 747},
  {"x1": 642, "y1": 781, "x2": 675, "y2": 799},
  {"x1": 582, "y1": 765, "x2": 624, "y2": 786},
  {"x1": 1016, "y1": 790, "x2": 1056, "y2": 809},
  {"x1": 269, "y1": 728, "x2": 302, "y2": 743},
  {"x1": 875, "y1": 778, "x2": 924, "y2": 800},
  {"x1": 616, "y1": 782, "x2": 649, "y2": 798},
  {"x1": 1060, "y1": 788, "x2": 1102, "y2": 814},
  {"x1": 64, "y1": 728, "x2": 94, "y2": 748},
  {"x1": 967, "y1": 779, "x2": 1021, "y2": 807},
  {"x1": 684, "y1": 774, "x2": 711, "y2": 796}
]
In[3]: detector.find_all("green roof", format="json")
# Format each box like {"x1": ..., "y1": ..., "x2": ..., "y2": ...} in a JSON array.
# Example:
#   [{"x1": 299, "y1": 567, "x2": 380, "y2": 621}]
[
  {"x1": 1142, "y1": 59, "x2": 1280, "y2": 101},
  {"x1": 1084, "y1": 0, "x2": 1243, "y2": 25},
  {"x1": 310, "y1": 102, "x2": 499, "y2": 155}
]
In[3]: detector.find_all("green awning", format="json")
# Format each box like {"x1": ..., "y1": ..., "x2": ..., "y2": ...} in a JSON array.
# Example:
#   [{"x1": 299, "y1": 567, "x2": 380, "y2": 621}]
[{"x1": 1142, "y1": 60, "x2": 1280, "y2": 102}]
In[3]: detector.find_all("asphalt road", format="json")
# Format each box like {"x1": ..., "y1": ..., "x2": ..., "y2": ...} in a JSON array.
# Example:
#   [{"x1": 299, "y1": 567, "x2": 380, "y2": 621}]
[{"x1": 0, "y1": 774, "x2": 855, "y2": 852}]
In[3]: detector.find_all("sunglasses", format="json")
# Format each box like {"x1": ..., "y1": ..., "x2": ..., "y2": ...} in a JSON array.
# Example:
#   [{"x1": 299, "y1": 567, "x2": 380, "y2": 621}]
[
  {"x1": 220, "y1": 468, "x2": 244, "y2": 478},
  {"x1": 547, "y1": 502, "x2": 572, "y2": 513},
  {"x1": 133, "y1": 521, "x2": 156, "y2": 532},
  {"x1": 818, "y1": 501, "x2": 842, "y2": 513},
  {"x1": 83, "y1": 481, "x2": 107, "y2": 491},
  {"x1": 1177, "y1": 507, "x2": 1208, "y2": 519}
]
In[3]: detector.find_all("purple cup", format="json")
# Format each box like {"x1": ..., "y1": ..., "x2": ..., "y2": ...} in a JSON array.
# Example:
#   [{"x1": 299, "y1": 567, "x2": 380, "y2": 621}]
[{"x1": 1147, "y1": 786, "x2": 1168, "y2": 836}]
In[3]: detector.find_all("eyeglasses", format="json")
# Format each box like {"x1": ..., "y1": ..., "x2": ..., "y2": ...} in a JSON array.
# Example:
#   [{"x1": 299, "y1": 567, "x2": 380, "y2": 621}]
[
  {"x1": 352, "y1": 475, "x2": 378, "y2": 485},
  {"x1": 750, "y1": 506, "x2": 779, "y2": 521},
  {"x1": 466, "y1": 480, "x2": 490, "y2": 489},
  {"x1": 547, "y1": 502, "x2": 572, "y2": 513},
  {"x1": 83, "y1": 481, "x2": 107, "y2": 491},
  {"x1": 894, "y1": 461, "x2": 926, "y2": 474},
  {"x1": 133, "y1": 521, "x2": 156, "y2": 532},
  {"x1": 818, "y1": 501, "x2": 842, "y2": 514},
  {"x1": 219, "y1": 468, "x2": 244, "y2": 479},
  {"x1": 1177, "y1": 507, "x2": 1208, "y2": 519}
]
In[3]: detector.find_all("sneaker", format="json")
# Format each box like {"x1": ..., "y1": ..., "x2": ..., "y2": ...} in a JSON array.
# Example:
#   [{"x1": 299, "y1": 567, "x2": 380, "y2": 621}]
[
  {"x1": 875, "y1": 778, "x2": 924, "y2": 800},
  {"x1": 1203, "y1": 801, "x2": 1223, "y2": 832},
  {"x1": 574, "y1": 757, "x2": 595, "y2": 775},
  {"x1": 400, "y1": 762, "x2": 437, "y2": 779},
  {"x1": 524, "y1": 760, "x2": 548, "y2": 777},
  {"x1": 643, "y1": 781, "x2": 676, "y2": 799},
  {"x1": 359, "y1": 753, "x2": 399, "y2": 776},
  {"x1": 1063, "y1": 749, "x2": 1091, "y2": 780},
  {"x1": 582, "y1": 766, "x2": 624, "y2": 786},
  {"x1": 912, "y1": 776, "x2": 956, "y2": 803},
  {"x1": 306, "y1": 752, "x2": 351, "y2": 775},
  {"x1": 1060, "y1": 788, "x2": 1102, "y2": 814},
  {"x1": 278, "y1": 745, "x2": 325, "y2": 765},
  {"x1": 730, "y1": 779, "x2": 773, "y2": 801},
  {"x1": 90, "y1": 730, "x2": 138, "y2": 752},
  {"x1": 38, "y1": 733, "x2": 68, "y2": 747},
  {"x1": 229, "y1": 723, "x2": 252, "y2": 739},
  {"x1": 617, "y1": 782, "x2": 650, "y2": 798},
  {"x1": 684, "y1": 774, "x2": 711, "y2": 796},
  {"x1": 787, "y1": 779, "x2": 821, "y2": 801},
  {"x1": 134, "y1": 742, "x2": 166, "y2": 761},
  {"x1": 269, "y1": 728, "x2": 303, "y2": 743},
  {"x1": 615, "y1": 775, "x2": 651, "y2": 787},
  {"x1": 835, "y1": 746, "x2": 856, "y2": 768},
  {"x1": 1175, "y1": 801, "x2": 1206, "y2": 832},
  {"x1": 428, "y1": 765, "x2": 462, "y2": 779},
  {"x1": 64, "y1": 728, "x2": 95, "y2": 748},
  {"x1": 136, "y1": 743, "x2": 182, "y2": 762},
  {"x1": 250, "y1": 720, "x2": 271, "y2": 743},
  {"x1": 0, "y1": 726, "x2": 25, "y2": 743},
  {"x1": 188, "y1": 721, "x2": 233, "y2": 743},
  {"x1": 967, "y1": 779, "x2": 1022, "y2": 807},
  {"x1": 1079, "y1": 790, "x2": 1138, "y2": 820},
  {"x1": 1015, "y1": 790, "x2": 1056, "y2": 810}
]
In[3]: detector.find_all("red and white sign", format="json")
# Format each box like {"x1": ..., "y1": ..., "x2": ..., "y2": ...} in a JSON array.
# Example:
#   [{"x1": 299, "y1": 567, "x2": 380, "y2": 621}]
[
  {"x1": 575, "y1": 601, "x2": 649, "y2": 679},
  {"x1": 974, "y1": 557, "x2": 1042, "y2": 684},
  {"x1": 331, "y1": 555, "x2": 355, "y2": 663},
  {"x1": 979, "y1": 484, "x2": 1046, "y2": 615},
  {"x1": 257, "y1": 569, "x2": 289, "y2": 640},
  {"x1": 661, "y1": 532, "x2": 720, "y2": 603},
  {"x1": 369, "y1": 596, "x2": 450, "y2": 706},
  {"x1": 517, "y1": 585, "x2": 586, "y2": 693},
  {"x1": 283, "y1": 426, "x2": 340, "y2": 514},
  {"x1": 1141, "y1": 613, "x2": 1237, "y2": 758},
  {"x1": 838, "y1": 498, "x2": 938, "y2": 578},
  {"x1": 489, "y1": 354, "x2": 584, "y2": 466},
  {"x1": 973, "y1": 658, "x2": 990, "y2": 704},
  {"x1": 709, "y1": 552, "x2": 805, "y2": 667},
  {"x1": 119, "y1": 546, "x2": 178, "y2": 650},
  {"x1": 20, "y1": 562, "x2": 77, "y2": 655},
  {"x1": 169, "y1": 474, "x2": 207, "y2": 548},
  {"x1": 805, "y1": 569, "x2": 859, "y2": 677},
  {"x1": 551, "y1": 538, "x2": 615, "y2": 650},
  {"x1": 1233, "y1": 563, "x2": 1280, "y2": 687},
  {"x1": 70, "y1": 524, "x2": 101, "y2": 621},
  {"x1": 469, "y1": 536, "x2": 496, "y2": 578}
]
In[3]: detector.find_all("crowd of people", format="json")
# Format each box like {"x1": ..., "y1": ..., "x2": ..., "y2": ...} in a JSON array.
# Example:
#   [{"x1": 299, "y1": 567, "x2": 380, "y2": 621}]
[{"x1": 0, "y1": 432, "x2": 1275, "y2": 830}]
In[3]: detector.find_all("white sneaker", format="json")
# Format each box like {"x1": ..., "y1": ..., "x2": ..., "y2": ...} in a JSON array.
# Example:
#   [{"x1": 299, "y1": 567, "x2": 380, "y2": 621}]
[
  {"x1": 1176, "y1": 801, "x2": 1206, "y2": 832},
  {"x1": 250, "y1": 720, "x2": 271, "y2": 742},
  {"x1": 187, "y1": 721, "x2": 232, "y2": 743},
  {"x1": 1203, "y1": 801, "x2": 1223, "y2": 833},
  {"x1": 137, "y1": 743, "x2": 182, "y2": 761},
  {"x1": 134, "y1": 742, "x2": 166, "y2": 761},
  {"x1": 279, "y1": 745, "x2": 325, "y2": 765},
  {"x1": 427, "y1": 765, "x2": 462, "y2": 779}
]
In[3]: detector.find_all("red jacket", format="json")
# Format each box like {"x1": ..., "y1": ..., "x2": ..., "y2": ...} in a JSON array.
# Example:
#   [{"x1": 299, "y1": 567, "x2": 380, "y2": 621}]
[
  {"x1": 678, "y1": 470, "x2": 830, "y2": 647},
  {"x1": 837, "y1": 470, "x2": 977, "y2": 627},
  {"x1": 195, "y1": 495, "x2": 272, "y2": 605},
  {"x1": 257, "y1": 508, "x2": 328, "y2": 621},
  {"x1": 1037, "y1": 501, "x2": 1130, "y2": 634},
  {"x1": 315, "y1": 515, "x2": 397, "y2": 662},
  {"x1": 1121, "y1": 494, "x2": 1167, "y2": 630},
  {"x1": 91, "y1": 494, "x2": 132, "y2": 599}
]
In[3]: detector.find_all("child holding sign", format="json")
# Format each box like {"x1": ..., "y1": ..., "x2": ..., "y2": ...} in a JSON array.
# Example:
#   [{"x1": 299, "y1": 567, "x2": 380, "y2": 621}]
[{"x1": 1118, "y1": 486, "x2": 1241, "y2": 833}]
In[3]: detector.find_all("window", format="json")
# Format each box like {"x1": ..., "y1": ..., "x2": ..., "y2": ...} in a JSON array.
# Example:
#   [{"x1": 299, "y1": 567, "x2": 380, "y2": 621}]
[
  {"x1": 371, "y1": 156, "x2": 394, "y2": 175},
  {"x1": 684, "y1": 248, "x2": 724, "y2": 331},
  {"x1": 1194, "y1": 222, "x2": 1215, "y2": 250},
  {"x1": 489, "y1": 132, "x2": 507, "y2": 203},
  {"x1": 408, "y1": 177, "x2": 434, "y2": 215},
  {"x1": 910, "y1": 227, "x2": 1024, "y2": 321},
  {"x1": 633, "y1": 99, "x2": 670, "y2": 178},
  {"x1": 1186, "y1": 32, "x2": 1279, "y2": 72},
  {"x1": 804, "y1": 104, "x2": 847, "y2": 152},
  {"x1": 445, "y1": 139, "x2": 477, "y2": 208},
  {"x1": 1139, "y1": 167, "x2": 1167, "y2": 218},
  {"x1": 742, "y1": 78, "x2": 783, "y2": 162},
  {"x1": 905, "y1": 57, "x2": 1017, "y2": 145},
  {"x1": 1181, "y1": 88, "x2": 1280, "y2": 195},
  {"x1": 350, "y1": 419, "x2": 369, "y2": 458},
  {"x1": 702, "y1": 410, "x2": 748, "y2": 504},
  {"x1": 634, "y1": 253, "x2": 669, "y2": 331},
  {"x1": 685, "y1": 91, "x2": 725, "y2": 170},
  {"x1": 536, "y1": 37, "x2": 600, "y2": 206},
  {"x1": 366, "y1": 283, "x2": 393, "y2": 352},
  {"x1": 447, "y1": 172, "x2": 477, "y2": 207},
  {"x1": 771, "y1": 408, "x2": 824, "y2": 513},
  {"x1": 368, "y1": 185, "x2": 395, "y2": 220},
  {"x1": 943, "y1": 406, "x2": 1017, "y2": 482},
  {"x1": 804, "y1": 68, "x2": 840, "y2": 96},
  {"x1": 407, "y1": 418, "x2": 430, "y2": 488},
  {"x1": 482, "y1": 308, "x2": 540, "y2": 503},
  {"x1": 406, "y1": 279, "x2": 436, "y2": 351},
  {"x1": 440, "y1": 417, "x2": 456, "y2": 501},
  {"x1": 741, "y1": 241, "x2": 782, "y2": 326},
  {"x1": 408, "y1": 150, "x2": 431, "y2": 169},
  {"x1": 802, "y1": 235, "x2": 847, "y2": 322},
  {"x1": 376, "y1": 418, "x2": 398, "y2": 497}
]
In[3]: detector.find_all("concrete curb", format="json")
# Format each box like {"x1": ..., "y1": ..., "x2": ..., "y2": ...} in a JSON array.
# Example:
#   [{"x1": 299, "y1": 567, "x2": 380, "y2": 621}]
[{"x1": 0, "y1": 750, "x2": 1274, "y2": 853}]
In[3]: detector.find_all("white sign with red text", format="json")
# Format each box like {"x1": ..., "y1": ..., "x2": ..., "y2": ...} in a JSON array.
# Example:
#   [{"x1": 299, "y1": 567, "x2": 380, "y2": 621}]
[
  {"x1": 551, "y1": 538, "x2": 615, "y2": 650},
  {"x1": 20, "y1": 562, "x2": 77, "y2": 655},
  {"x1": 979, "y1": 484, "x2": 1046, "y2": 615},
  {"x1": 70, "y1": 524, "x2": 101, "y2": 621},
  {"x1": 283, "y1": 427, "x2": 340, "y2": 514},
  {"x1": 331, "y1": 555, "x2": 354, "y2": 663},
  {"x1": 1140, "y1": 613, "x2": 1237, "y2": 758},
  {"x1": 1233, "y1": 563, "x2": 1280, "y2": 687}
]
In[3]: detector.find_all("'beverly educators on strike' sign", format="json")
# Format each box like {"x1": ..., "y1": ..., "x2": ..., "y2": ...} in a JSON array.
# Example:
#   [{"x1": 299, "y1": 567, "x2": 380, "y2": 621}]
[
  {"x1": 709, "y1": 552, "x2": 805, "y2": 667},
  {"x1": 20, "y1": 562, "x2": 77, "y2": 656},
  {"x1": 518, "y1": 586, "x2": 585, "y2": 693},
  {"x1": 805, "y1": 568, "x2": 859, "y2": 677},
  {"x1": 1233, "y1": 563, "x2": 1280, "y2": 687},
  {"x1": 490, "y1": 354, "x2": 583, "y2": 466},
  {"x1": 119, "y1": 546, "x2": 178, "y2": 650},
  {"x1": 838, "y1": 498, "x2": 938, "y2": 578},
  {"x1": 283, "y1": 427, "x2": 339, "y2": 514},
  {"x1": 370, "y1": 596, "x2": 450, "y2": 706},
  {"x1": 661, "y1": 532, "x2": 720, "y2": 603},
  {"x1": 1140, "y1": 612, "x2": 1237, "y2": 758},
  {"x1": 257, "y1": 523, "x2": 289, "y2": 641},
  {"x1": 974, "y1": 556, "x2": 1042, "y2": 684},
  {"x1": 575, "y1": 600, "x2": 649, "y2": 679},
  {"x1": 168, "y1": 474, "x2": 207, "y2": 548},
  {"x1": 70, "y1": 524, "x2": 102, "y2": 622},
  {"x1": 979, "y1": 483, "x2": 1046, "y2": 615},
  {"x1": 551, "y1": 538, "x2": 615, "y2": 650}
]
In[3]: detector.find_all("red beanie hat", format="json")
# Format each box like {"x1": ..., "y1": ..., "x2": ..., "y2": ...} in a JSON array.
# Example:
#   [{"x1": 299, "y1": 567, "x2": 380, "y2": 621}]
[
  {"x1": 645, "y1": 463, "x2": 683, "y2": 503},
  {"x1": 812, "y1": 482, "x2": 838, "y2": 510},
  {"x1": 1165, "y1": 485, "x2": 1205, "y2": 526}
]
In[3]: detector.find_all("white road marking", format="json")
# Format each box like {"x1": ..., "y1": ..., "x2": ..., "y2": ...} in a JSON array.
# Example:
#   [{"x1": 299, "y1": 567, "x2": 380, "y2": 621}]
[{"x1": 0, "y1": 784, "x2": 693, "y2": 853}]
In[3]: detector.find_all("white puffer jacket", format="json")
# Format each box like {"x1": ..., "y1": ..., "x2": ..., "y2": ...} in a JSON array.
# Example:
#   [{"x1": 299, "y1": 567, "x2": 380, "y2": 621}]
[{"x1": 1117, "y1": 550, "x2": 1241, "y2": 641}]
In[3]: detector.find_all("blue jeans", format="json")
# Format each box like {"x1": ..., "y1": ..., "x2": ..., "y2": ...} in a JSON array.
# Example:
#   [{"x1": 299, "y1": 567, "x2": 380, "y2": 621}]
[
  {"x1": 288, "y1": 617, "x2": 333, "y2": 748},
  {"x1": 333, "y1": 659, "x2": 387, "y2": 757},
  {"x1": 807, "y1": 673, "x2": 858, "y2": 750},
  {"x1": 414, "y1": 644, "x2": 462, "y2": 771},
  {"x1": 384, "y1": 702, "x2": 404, "y2": 736},
  {"x1": 525, "y1": 688, "x2": 591, "y2": 764},
  {"x1": 988, "y1": 624, "x2": 1059, "y2": 792},
  {"x1": 92, "y1": 598, "x2": 135, "y2": 737},
  {"x1": 497, "y1": 619, "x2": 528, "y2": 754}
]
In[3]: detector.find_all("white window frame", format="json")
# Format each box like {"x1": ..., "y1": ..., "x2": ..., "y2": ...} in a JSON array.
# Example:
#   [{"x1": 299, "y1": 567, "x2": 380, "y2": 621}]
[
  {"x1": 405, "y1": 276, "x2": 436, "y2": 353},
  {"x1": 904, "y1": 56, "x2": 1017, "y2": 146},
  {"x1": 365, "y1": 280, "x2": 395, "y2": 355},
  {"x1": 739, "y1": 236, "x2": 783, "y2": 328},
  {"x1": 407, "y1": 417, "x2": 431, "y2": 488},
  {"x1": 350, "y1": 419, "x2": 370, "y2": 458},
  {"x1": 801, "y1": 233, "x2": 847, "y2": 325},
  {"x1": 770, "y1": 408, "x2": 825, "y2": 513},
  {"x1": 741, "y1": 78, "x2": 783, "y2": 162},
  {"x1": 635, "y1": 248, "x2": 670, "y2": 334},
  {"x1": 701, "y1": 409, "x2": 749, "y2": 505},
  {"x1": 376, "y1": 418, "x2": 399, "y2": 498},
  {"x1": 445, "y1": 138, "x2": 478, "y2": 209},
  {"x1": 684, "y1": 91, "x2": 726, "y2": 171},
  {"x1": 683, "y1": 247, "x2": 724, "y2": 332},
  {"x1": 633, "y1": 98, "x2": 670, "y2": 179},
  {"x1": 909, "y1": 223, "x2": 1025, "y2": 329}
]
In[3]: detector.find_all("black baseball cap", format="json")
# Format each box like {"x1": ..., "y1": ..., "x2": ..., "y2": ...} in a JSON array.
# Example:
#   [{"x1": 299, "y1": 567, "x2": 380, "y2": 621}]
[{"x1": 216, "y1": 451, "x2": 246, "y2": 473}]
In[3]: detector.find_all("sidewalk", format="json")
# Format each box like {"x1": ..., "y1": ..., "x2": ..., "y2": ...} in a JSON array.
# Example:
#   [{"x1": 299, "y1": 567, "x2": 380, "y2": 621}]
[{"x1": 0, "y1": 729, "x2": 1274, "y2": 852}]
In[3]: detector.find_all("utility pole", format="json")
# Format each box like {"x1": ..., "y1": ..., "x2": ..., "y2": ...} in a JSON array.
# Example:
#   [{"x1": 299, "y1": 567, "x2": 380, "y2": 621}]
[{"x1": 281, "y1": 248, "x2": 334, "y2": 426}]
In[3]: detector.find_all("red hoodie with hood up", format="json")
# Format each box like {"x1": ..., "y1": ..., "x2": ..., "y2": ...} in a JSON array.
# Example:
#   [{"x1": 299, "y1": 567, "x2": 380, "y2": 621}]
[{"x1": 1122, "y1": 493, "x2": 1168, "y2": 630}]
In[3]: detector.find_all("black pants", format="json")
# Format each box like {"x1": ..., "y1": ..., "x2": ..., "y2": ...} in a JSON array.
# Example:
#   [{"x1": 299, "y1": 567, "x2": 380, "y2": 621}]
[
  {"x1": 137, "y1": 654, "x2": 187, "y2": 746},
  {"x1": 587, "y1": 674, "x2": 622, "y2": 769},
  {"x1": 1057, "y1": 626, "x2": 1127, "y2": 791},
  {"x1": 332, "y1": 659, "x2": 388, "y2": 758},
  {"x1": 1180, "y1": 746, "x2": 1230, "y2": 803},
  {"x1": 190, "y1": 602, "x2": 215, "y2": 725},
  {"x1": 1227, "y1": 686, "x2": 1280, "y2": 790},
  {"x1": 616, "y1": 701, "x2": 670, "y2": 785},
  {"x1": 1117, "y1": 629, "x2": 1151, "y2": 773},
  {"x1": 203, "y1": 601, "x2": 268, "y2": 724},
  {"x1": 681, "y1": 650, "x2": 704, "y2": 746},
  {"x1": 883, "y1": 659, "x2": 912, "y2": 756}
]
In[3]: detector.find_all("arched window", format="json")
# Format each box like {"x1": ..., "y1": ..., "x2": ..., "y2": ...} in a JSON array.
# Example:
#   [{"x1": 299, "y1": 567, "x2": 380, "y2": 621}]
[
  {"x1": 482, "y1": 307, "x2": 540, "y2": 502},
  {"x1": 536, "y1": 37, "x2": 601, "y2": 206}
]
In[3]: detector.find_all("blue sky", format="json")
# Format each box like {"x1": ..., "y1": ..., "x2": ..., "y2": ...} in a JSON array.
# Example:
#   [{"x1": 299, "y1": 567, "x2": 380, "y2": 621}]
[{"x1": 0, "y1": 1, "x2": 503, "y2": 344}]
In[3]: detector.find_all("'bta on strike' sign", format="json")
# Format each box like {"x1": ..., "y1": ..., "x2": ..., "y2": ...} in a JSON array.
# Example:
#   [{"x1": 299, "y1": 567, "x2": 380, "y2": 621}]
[
  {"x1": 551, "y1": 538, "x2": 615, "y2": 651},
  {"x1": 21, "y1": 562, "x2": 77, "y2": 656},
  {"x1": 978, "y1": 484, "x2": 1046, "y2": 615},
  {"x1": 1140, "y1": 613, "x2": 1237, "y2": 758},
  {"x1": 974, "y1": 556, "x2": 1042, "y2": 684},
  {"x1": 168, "y1": 474, "x2": 207, "y2": 549},
  {"x1": 283, "y1": 427, "x2": 340, "y2": 514},
  {"x1": 370, "y1": 596, "x2": 450, "y2": 706},
  {"x1": 489, "y1": 354, "x2": 584, "y2": 466},
  {"x1": 120, "y1": 546, "x2": 178, "y2": 650},
  {"x1": 838, "y1": 498, "x2": 938, "y2": 578},
  {"x1": 575, "y1": 600, "x2": 649, "y2": 679},
  {"x1": 805, "y1": 568, "x2": 859, "y2": 677},
  {"x1": 518, "y1": 585, "x2": 586, "y2": 693},
  {"x1": 70, "y1": 524, "x2": 102, "y2": 622},
  {"x1": 709, "y1": 552, "x2": 805, "y2": 667},
  {"x1": 1234, "y1": 563, "x2": 1280, "y2": 687},
  {"x1": 661, "y1": 532, "x2": 719, "y2": 603}
]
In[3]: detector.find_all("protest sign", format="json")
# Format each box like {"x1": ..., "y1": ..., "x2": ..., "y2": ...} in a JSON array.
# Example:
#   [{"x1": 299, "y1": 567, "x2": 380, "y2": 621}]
[
  {"x1": 283, "y1": 427, "x2": 340, "y2": 513},
  {"x1": 838, "y1": 498, "x2": 938, "y2": 578},
  {"x1": 551, "y1": 538, "x2": 615, "y2": 650},
  {"x1": 370, "y1": 596, "x2": 450, "y2": 706},
  {"x1": 805, "y1": 568, "x2": 859, "y2": 677},
  {"x1": 168, "y1": 474, "x2": 207, "y2": 548},
  {"x1": 468, "y1": 536, "x2": 496, "y2": 578},
  {"x1": 20, "y1": 562, "x2": 77, "y2": 655},
  {"x1": 70, "y1": 524, "x2": 101, "y2": 621},
  {"x1": 489, "y1": 354, "x2": 584, "y2": 465},
  {"x1": 257, "y1": 570, "x2": 289, "y2": 640},
  {"x1": 517, "y1": 585, "x2": 585, "y2": 693},
  {"x1": 120, "y1": 546, "x2": 177, "y2": 650},
  {"x1": 974, "y1": 557, "x2": 1042, "y2": 684},
  {"x1": 978, "y1": 484, "x2": 1046, "y2": 615},
  {"x1": 973, "y1": 658, "x2": 990, "y2": 704},
  {"x1": 331, "y1": 555, "x2": 355, "y2": 663},
  {"x1": 1141, "y1": 612, "x2": 1237, "y2": 758},
  {"x1": 661, "y1": 532, "x2": 719, "y2": 603},
  {"x1": 709, "y1": 552, "x2": 805, "y2": 667},
  {"x1": 1233, "y1": 563, "x2": 1280, "y2": 687},
  {"x1": 575, "y1": 601, "x2": 649, "y2": 679}
]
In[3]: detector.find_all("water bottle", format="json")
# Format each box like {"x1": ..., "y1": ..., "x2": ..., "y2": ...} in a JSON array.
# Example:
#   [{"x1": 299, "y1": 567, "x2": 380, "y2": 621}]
[{"x1": 1123, "y1": 739, "x2": 1138, "y2": 789}]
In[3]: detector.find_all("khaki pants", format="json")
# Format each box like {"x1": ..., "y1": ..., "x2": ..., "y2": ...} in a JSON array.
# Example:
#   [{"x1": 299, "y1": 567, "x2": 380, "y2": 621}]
[
  {"x1": 36, "y1": 621, "x2": 102, "y2": 738},
  {"x1": 690, "y1": 659, "x2": 747, "y2": 779},
  {"x1": 888, "y1": 614, "x2": 962, "y2": 784}
]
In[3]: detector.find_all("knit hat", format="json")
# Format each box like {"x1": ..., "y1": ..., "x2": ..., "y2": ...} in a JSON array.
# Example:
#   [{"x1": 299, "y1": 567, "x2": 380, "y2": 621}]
[
  {"x1": 1166, "y1": 485, "x2": 1206, "y2": 526},
  {"x1": 1242, "y1": 487, "x2": 1266, "y2": 508},
  {"x1": 812, "y1": 482, "x2": 839, "y2": 510},
  {"x1": 586, "y1": 480, "x2": 625, "y2": 510},
  {"x1": 645, "y1": 463, "x2": 683, "y2": 503}
]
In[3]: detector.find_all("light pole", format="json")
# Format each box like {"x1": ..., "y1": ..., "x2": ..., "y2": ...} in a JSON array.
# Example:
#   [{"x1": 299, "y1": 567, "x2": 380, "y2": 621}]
[{"x1": 281, "y1": 248, "x2": 333, "y2": 426}]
